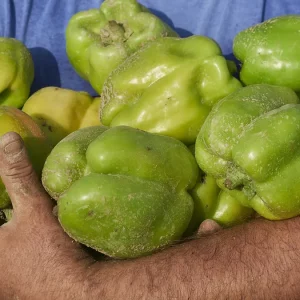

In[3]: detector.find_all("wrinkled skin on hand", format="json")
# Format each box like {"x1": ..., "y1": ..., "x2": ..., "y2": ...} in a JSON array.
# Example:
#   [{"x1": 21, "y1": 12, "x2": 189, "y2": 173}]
[
  {"x1": 0, "y1": 37, "x2": 34, "y2": 108},
  {"x1": 0, "y1": 132, "x2": 91, "y2": 300},
  {"x1": 195, "y1": 84, "x2": 300, "y2": 220},
  {"x1": 0, "y1": 132, "x2": 220, "y2": 299},
  {"x1": 101, "y1": 35, "x2": 242, "y2": 144},
  {"x1": 66, "y1": 0, "x2": 178, "y2": 94}
]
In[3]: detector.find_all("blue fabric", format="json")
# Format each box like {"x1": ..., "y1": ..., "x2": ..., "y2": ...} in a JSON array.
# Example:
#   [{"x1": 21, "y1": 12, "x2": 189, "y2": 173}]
[{"x1": 1, "y1": 0, "x2": 300, "y2": 96}]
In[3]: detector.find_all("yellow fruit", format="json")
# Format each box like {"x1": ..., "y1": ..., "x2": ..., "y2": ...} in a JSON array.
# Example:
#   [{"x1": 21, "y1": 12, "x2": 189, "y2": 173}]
[
  {"x1": 80, "y1": 97, "x2": 101, "y2": 128},
  {"x1": 23, "y1": 87, "x2": 101, "y2": 146}
]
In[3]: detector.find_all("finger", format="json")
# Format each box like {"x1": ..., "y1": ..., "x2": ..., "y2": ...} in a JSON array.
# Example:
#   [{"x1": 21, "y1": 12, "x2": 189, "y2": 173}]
[
  {"x1": 0, "y1": 132, "x2": 53, "y2": 218},
  {"x1": 197, "y1": 219, "x2": 222, "y2": 236}
]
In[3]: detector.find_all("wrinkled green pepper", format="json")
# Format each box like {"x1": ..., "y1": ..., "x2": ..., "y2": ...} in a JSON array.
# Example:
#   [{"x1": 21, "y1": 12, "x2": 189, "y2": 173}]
[
  {"x1": 42, "y1": 126, "x2": 198, "y2": 258},
  {"x1": 195, "y1": 84, "x2": 300, "y2": 220},
  {"x1": 0, "y1": 38, "x2": 34, "y2": 108},
  {"x1": 101, "y1": 35, "x2": 242, "y2": 144},
  {"x1": 66, "y1": 0, "x2": 178, "y2": 94},
  {"x1": 234, "y1": 15, "x2": 300, "y2": 91}
]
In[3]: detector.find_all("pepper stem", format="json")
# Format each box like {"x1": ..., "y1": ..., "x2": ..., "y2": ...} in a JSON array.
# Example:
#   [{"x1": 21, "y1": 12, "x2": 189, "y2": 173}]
[
  {"x1": 100, "y1": 20, "x2": 127, "y2": 45},
  {"x1": 224, "y1": 166, "x2": 256, "y2": 200}
]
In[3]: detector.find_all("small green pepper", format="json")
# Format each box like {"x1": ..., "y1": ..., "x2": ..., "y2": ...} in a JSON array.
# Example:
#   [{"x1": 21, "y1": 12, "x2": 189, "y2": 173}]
[{"x1": 187, "y1": 175, "x2": 254, "y2": 235}]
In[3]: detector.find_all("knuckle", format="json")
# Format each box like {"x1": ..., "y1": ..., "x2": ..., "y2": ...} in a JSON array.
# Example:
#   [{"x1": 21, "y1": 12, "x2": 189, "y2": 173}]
[{"x1": 4, "y1": 160, "x2": 35, "y2": 181}]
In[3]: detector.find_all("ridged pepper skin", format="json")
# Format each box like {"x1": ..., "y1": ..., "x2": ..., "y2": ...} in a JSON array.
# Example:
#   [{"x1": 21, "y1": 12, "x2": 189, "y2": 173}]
[
  {"x1": 0, "y1": 107, "x2": 52, "y2": 209},
  {"x1": 195, "y1": 84, "x2": 300, "y2": 220},
  {"x1": 66, "y1": 0, "x2": 178, "y2": 94},
  {"x1": 186, "y1": 175, "x2": 254, "y2": 235},
  {"x1": 101, "y1": 35, "x2": 242, "y2": 144},
  {"x1": 234, "y1": 15, "x2": 300, "y2": 91},
  {"x1": 0, "y1": 38, "x2": 34, "y2": 108},
  {"x1": 22, "y1": 87, "x2": 101, "y2": 147},
  {"x1": 42, "y1": 126, "x2": 198, "y2": 258}
]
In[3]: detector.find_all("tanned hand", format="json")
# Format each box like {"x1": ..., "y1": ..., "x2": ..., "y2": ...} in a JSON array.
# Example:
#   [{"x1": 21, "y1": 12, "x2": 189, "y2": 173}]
[{"x1": 0, "y1": 132, "x2": 93, "y2": 299}]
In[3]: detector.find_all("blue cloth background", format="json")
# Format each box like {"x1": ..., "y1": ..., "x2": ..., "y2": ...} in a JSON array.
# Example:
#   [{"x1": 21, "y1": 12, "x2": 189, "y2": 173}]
[{"x1": 1, "y1": 0, "x2": 300, "y2": 96}]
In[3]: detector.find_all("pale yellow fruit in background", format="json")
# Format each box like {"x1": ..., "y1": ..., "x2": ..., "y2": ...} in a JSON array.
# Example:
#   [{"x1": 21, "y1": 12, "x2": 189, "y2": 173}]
[
  {"x1": 22, "y1": 87, "x2": 101, "y2": 146},
  {"x1": 79, "y1": 97, "x2": 101, "y2": 128}
]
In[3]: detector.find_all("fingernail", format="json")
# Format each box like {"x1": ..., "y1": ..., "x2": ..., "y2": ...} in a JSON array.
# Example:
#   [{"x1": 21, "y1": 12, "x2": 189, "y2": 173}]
[
  {"x1": 4, "y1": 140, "x2": 23, "y2": 155},
  {"x1": 0, "y1": 132, "x2": 24, "y2": 156}
]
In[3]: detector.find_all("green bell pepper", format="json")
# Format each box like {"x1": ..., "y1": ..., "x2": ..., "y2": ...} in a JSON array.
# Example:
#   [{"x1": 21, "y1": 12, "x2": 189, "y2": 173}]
[
  {"x1": 185, "y1": 146, "x2": 254, "y2": 235},
  {"x1": 66, "y1": 0, "x2": 178, "y2": 94},
  {"x1": 42, "y1": 126, "x2": 198, "y2": 258},
  {"x1": 195, "y1": 84, "x2": 300, "y2": 220},
  {"x1": 234, "y1": 15, "x2": 300, "y2": 91},
  {"x1": 101, "y1": 35, "x2": 242, "y2": 144},
  {"x1": 0, "y1": 38, "x2": 34, "y2": 108},
  {"x1": 186, "y1": 175, "x2": 254, "y2": 235}
]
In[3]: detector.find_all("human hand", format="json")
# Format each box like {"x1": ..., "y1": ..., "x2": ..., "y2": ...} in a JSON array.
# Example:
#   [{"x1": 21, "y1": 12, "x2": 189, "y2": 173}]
[{"x1": 0, "y1": 132, "x2": 93, "y2": 300}]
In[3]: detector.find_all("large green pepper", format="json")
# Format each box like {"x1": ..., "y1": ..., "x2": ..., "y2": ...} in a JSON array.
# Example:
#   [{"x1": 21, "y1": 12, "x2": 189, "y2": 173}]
[
  {"x1": 42, "y1": 126, "x2": 198, "y2": 258},
  {"x1": 66, "y1": 0, "x2": 178, "y2": 94},
  {"x1": 233, "y1": 15, "x2": 300, "y2": 91},
  {"x1": 101, "y1": 35, "x2": 242, "y2": 144},
  {"x1": 0, "y1": 38, "x2": 34, "y2": 108},
  {"x1": 195, "y1": 84, "x2": 300, "y2": 220}
]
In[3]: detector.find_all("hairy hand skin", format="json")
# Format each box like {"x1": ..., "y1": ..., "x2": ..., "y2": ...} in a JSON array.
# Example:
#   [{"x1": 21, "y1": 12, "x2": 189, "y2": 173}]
[
  {"x1": 1, "y1": 132, "x2": 300, "y2": 300},
  {"x1": 85, "y1": 218, "x2": 300, "y2": 300}
]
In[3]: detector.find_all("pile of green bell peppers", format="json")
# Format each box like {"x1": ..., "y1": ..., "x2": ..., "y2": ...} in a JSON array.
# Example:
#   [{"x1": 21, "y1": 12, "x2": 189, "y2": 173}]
[
  {"x1": 45, "y1": 9, "x2": 300, "y2": 259},
  {"x1": 4, "y1": 4, "x2": 300, "y2": 259}
]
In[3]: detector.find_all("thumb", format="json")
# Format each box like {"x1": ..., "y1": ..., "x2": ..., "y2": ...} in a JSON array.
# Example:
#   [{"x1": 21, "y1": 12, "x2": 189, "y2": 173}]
[
  {"x1": 197, "y1": 219, "x2": 222, "y2": 236},
  {"x1": 0, "y1": 132, "x2": 52, "y2": 219}
]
